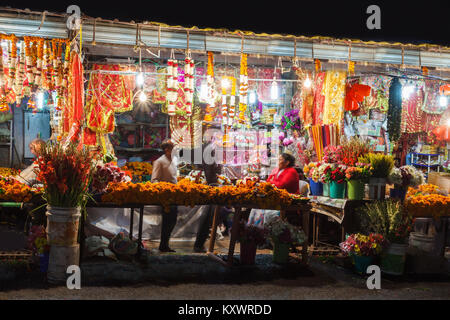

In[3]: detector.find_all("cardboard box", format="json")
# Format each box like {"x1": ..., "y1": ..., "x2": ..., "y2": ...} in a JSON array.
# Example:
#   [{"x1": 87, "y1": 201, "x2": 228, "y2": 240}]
[{"x1": 428, "y1": 172, "x2": 450, "y2": 193}]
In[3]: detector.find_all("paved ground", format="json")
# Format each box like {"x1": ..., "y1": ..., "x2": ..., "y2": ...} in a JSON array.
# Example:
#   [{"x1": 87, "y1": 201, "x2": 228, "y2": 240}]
[{"x1": 1, "y1": 255, "x2": 449, "y2": 300}]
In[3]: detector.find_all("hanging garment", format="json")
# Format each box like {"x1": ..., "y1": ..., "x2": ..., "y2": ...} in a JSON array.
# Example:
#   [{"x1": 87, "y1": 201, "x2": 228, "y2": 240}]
[
  {"x1": 422, "y1": 80, "x2": 447, "y2": 114},
  {"x1": 322, "y1": 71, "x2": 347, "y2": 126},
  {"x1": 360, "y1": 76, "x2": 392, "y2": 112},
  {"x1": 400, "y1": 81, "x2": 425, "y2": 134},
  {"x1": 344, "y1": 83, "x2": 371, "y2": 111},
  {"x1": 63, "y1": 51, "x2": 84, "y2": 134},
  {"x1": 312, "y1": 72, "x2": 325, "y2": 126}
]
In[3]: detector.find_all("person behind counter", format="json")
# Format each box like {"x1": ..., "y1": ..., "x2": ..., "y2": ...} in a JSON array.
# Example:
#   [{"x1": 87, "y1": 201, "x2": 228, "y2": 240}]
[
  {"x1": 15, "y1": 138, "x2": 46, "y2": 187},
  {"x1": 151, "y1": 139, "x2": 178, "y2": 253},
  {"x1": 248, "y1": 152, "x2": 300, "y2": 228}
]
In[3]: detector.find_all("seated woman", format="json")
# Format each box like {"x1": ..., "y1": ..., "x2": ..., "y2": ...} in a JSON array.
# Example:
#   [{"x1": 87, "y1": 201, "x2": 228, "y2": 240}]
[{"x1": 248, "y1": 153, "x2": 299, "y2": 228}]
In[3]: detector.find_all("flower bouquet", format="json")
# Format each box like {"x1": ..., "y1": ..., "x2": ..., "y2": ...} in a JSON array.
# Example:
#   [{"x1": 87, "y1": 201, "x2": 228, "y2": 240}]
[
  {"x1": 91, "y1": 162, "x2": 130, "y2": 195},
  {"x1": 388, "y1": 165, "x2": 425, "y2": 200},
  {"x1": 345, "y1": 163, "x2": 373, "y2": 200},
  {"x1": 340, "y1": 233, "x2": 388, "y2": 274},
  {"x1": 239, "y1": 222, "x2": 267, "y2": 265},
  {"x1": 358, "y1": 153, "x2": 394, "y2": 200},
  {"x1": 318, "y1": 162, "x2": 335, "y2": 197},
  {"x1": 330, "y1": 164, "x2": 347, "y2": 198},
  {"x1": 339, "y1": 137, "x2": 374, "y2": 166},
  {"x1": 323, "y1": 145, "x2": 343, "y2": 164},
  {"x1": 265, "y1": 217, "x2": 306, "y2": 264},
  {"x1": 303, "y1": 162, "x2": 322, "y2": 195}
]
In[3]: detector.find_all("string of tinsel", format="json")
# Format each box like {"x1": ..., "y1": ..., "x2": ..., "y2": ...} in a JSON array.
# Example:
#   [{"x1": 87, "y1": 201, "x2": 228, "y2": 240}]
[{"x1": 387, "y1": 77, "x2": 402, "y2": 143}]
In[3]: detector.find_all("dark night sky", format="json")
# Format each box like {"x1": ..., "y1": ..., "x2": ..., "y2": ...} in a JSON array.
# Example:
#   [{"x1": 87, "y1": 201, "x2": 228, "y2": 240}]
[{"x1": 2, "y1": 0, "x2": 449, "y2": 46}]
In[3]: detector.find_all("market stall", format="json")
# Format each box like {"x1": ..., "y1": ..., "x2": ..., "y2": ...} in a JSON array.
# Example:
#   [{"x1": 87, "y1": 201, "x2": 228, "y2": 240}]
[{"x1": 0, "y1": 7, "x2": 449, "y2": 281}]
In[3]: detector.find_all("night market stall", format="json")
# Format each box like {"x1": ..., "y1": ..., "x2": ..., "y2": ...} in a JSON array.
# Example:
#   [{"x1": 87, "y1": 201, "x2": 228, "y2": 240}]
[{"x1": 0, "y1": 7, "x2": 449, "y2": 282}]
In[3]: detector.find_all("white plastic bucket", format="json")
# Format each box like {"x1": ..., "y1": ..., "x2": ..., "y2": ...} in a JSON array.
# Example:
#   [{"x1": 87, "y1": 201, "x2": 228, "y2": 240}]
[
  {"x1": 369, "y1": 178, "x2": 386, "y2": 200},
  {"x1": 381, "y1": 243, "x2": 408, "y2": 275},
  {"x1": 46, "y1": 206, "x2": 81, "y2": 246},
  {"x1": 47, "y1": 244, "x2": 80, "y2": 284},
  {"x1": 409, "y1": 232, "x2": 435, "y2": 253}
]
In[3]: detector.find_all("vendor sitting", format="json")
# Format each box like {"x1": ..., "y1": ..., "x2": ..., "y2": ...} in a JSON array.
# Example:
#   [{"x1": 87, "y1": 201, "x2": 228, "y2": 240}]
[
  {"x1": 248, "y1": 152, "x2": 299, "y2": 228},
  {"x1": 15, "y1": 138, "x2": 46, "y2": 187}
]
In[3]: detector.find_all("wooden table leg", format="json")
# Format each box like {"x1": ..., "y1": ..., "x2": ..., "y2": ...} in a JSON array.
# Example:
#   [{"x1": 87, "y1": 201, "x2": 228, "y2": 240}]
[
  {"x1": 129, "y1": 207, "x2": 134, "y2": 240},
  {"x1": 227, "y1": 206, "x2": 242, "y2": 267},
  {"x1": 301, "y1": 207, "x2": 310, "y2": 265},
  {"x1": 137, "y1": 206, "x2": 144, "y2": 257},
  {"x1": 208, "y1": 205, "x2": 220, "y2": 253}
]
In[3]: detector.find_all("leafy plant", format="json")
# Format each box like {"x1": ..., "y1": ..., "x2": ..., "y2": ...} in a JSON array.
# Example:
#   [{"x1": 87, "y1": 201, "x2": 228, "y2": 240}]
[
  {"x1": 359, "y1": 199, "x2": 413, "y2": 244},
  {"x1": 358, "y1": 153, "x2": 394, "y2": 178},
  {"x1": 339, "y1": 136, "x2": 374, "y2": 166}
]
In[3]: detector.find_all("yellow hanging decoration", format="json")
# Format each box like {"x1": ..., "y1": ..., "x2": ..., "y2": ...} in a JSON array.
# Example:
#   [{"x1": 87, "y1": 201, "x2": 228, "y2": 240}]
[
  {"x1": 314, "y1": 59, "x2": 321, "y2": 72},
  {"x1": 238, "y1": 53, "x2": 248, "y2": 123}
]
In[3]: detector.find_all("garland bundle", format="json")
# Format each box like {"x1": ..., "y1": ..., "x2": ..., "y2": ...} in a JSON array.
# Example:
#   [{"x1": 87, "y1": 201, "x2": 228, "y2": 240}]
[{"x1": 387, "y1": 77, "x2": 402, "y2": 142}]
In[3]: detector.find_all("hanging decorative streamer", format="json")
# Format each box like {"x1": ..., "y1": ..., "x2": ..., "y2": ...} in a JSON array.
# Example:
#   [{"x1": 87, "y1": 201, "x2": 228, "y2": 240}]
[
  {"x1": 167, "y1": 55, "x2": 179, "y2": 116},
  {"x1": 184, "y1": 52, "x2": 194, "y2": 116},
  {"x1": 204, "y1": 51, "x2": 215, "y2": 121},
  {"x1": 314, "y1": 59, "x2": 321, "y2": 73},
  {"x1": 238, "y1": 53, "x2": 248, "y2": 123}
]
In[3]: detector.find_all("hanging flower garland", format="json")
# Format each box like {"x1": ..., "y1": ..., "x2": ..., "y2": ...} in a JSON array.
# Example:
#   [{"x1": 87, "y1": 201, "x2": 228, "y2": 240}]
[
  {"x1": 238, "y1": 53, "x2": 248, "y2": 123},
  {"x1": 7, "y1": 35, "x2": 17, "y2": 90},
  {"x1": 167, "y1": 58, "x2": 179, "y2": 116},
  {"x1": 221, "y1": 76, "x2": 237, "y2": 127},
  {"x1": 387, "y1": 77, "x2": 402, "y2": 143},
  {"x1": 35, "y1": 39, "x2": 44, "y2": 88},
  {"x1": 204, "y1": 51, "x2": 215, "y2": 121},
  {"x1": 184, "y1": 52, "x2": 194, "y2": 116},
  {"x1": 0, "y1": 44, "x2": 4, "y2": 88},
  {"x1": 14, "y1": 41, "x2": 25, "y2": 104}
]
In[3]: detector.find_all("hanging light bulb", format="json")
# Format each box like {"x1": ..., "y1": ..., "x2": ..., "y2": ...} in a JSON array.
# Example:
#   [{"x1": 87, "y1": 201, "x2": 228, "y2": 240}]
[
  {"x1": 139, "y1": 91, "x2": 147, "y2": 103},
  {"x1": 221, "y1": 77, "x2": 230, "y2": 90},
  {"x1": 402, "y1": 83, "x2": 415, "y2": 100},
  {"x1": 136, "y1": 72, "x2": 144, "y2": 87},
  {"x1": 439, "y1": 95, "x2": 448, "y2": 108},
  {"x1": 200, "y1": 82, "x2": 208, "y2": 101},
  {"x1": 37, "y1": 91, "x2": 45, "y2": 109},
  {"x1": 303, "y1": 77, "x2": 312, "y2": 88},
  {"x1": 248, "y1": 91, "x2": 256, "y2": 104},
  {"x1": 270, "y1": 79, "x2": 278, "y2": 100}
]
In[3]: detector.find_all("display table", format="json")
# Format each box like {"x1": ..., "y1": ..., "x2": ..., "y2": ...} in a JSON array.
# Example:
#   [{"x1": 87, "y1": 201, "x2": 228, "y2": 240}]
[{"x1": 308, "y1": 196, "x2": 372, "y2": 249}]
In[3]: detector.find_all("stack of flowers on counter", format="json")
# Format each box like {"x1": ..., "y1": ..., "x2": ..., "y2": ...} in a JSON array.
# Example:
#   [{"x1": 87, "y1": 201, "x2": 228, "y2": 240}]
[
  {"x1": 91, "y1": 162, "x2": 131, "y2": 194},
  {"x1": 185, "y1": 170, "x2": 207, "y2": 184},
  {"x1": 303, "y1": 161, "x2": 321, "y2": 183},
  {"x1": 122, "y1": 161, "x2": 153, "y2": 176},
  {"x1": 388, "y1": 165, "x2": 425, "y2": 189},
  {"x1": 0, "y1": 167, "x2": 19, "y2": 178},
  {"x1": 404, "y1": 184, "x2": 450, "y2": 219},
  {"x1": 0, "y1": 176, "x2": 34, "y2": 202},
  {"x1": 340, "y1": 233, "x2": 388, "y2": 257}
]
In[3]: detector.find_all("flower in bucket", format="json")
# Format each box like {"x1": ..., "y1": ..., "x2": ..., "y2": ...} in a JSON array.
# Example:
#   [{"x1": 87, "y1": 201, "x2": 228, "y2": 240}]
[
  {"x1": 265, "y1": 217, "x2": 306, "y2": 245},
  {"x1": 239, "y1": 222, "x2": 267, "y2": 245},
  {"x1": 318, "y1": 163, "x2": 335, "y2": 184},
  {"x1": 345, "y1": 163, "x2": 373, "y2": 182},
  {"x1": 35, "y1": 142, "x2": 96, "y2": 207},
  {"x1": 303, "y1": 162, "x2": 321, "y2": 182},
  {"x1": 339, "y1": 233, "x2": 388, "y2": 257},
  {"x1": 330, "y1": 164, "x2": 347, "y2": 183},
  {"x1": 388, "y1": 165, "x2": 425, "y2": 189},
  {"x1": 91, "y1": 162, "x2": 130, "y2": 194}
]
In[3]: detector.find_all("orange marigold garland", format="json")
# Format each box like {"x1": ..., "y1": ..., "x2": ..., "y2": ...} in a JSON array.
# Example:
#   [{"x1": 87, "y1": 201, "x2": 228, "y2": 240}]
[
  {"x1": 204, "y1": 51, "x2": 216, "y2": 122},
  {"x1": 184, "y1": 52, "x2": 194, "y2": 116}
]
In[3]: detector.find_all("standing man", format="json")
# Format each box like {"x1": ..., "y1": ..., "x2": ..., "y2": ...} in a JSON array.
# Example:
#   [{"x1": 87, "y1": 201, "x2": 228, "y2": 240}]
[{"x1": 151, "y1": 139, "x2": 178, "y2": 253}]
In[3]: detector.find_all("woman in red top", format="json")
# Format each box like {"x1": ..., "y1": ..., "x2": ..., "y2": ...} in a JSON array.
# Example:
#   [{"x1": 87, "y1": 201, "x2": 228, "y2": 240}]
[{"x1": 267, "y1": 153, "x2": 299, "y2": 194}]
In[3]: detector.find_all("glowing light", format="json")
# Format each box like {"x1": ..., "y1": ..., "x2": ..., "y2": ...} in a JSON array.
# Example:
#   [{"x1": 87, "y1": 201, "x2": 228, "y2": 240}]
[
  {"x1": 248, "y1": 91, "x2": 256, "y2": 104},
  {"x1": 136, "y1": 72, "x2": 144, "y2": 87},
  {"x1": 221, "y1": 78, "x2": 230, "y2": 89},
  {"x1": 200, "y1": 82, "x2": 208, "y2": 101},
  {"x1": 139, "y1": 91, "x2": 147, "y2": 103},
  {"x1": 270, "y1": 80, "x2": 278, "y2": 100},
  {"x1": 402, "y1": 85, "x2": 415, "y2": 100},
  {"x1": 37, "y1": 91, "x2": 44, "y2": 109},
  {"x1": 439, "y1": 95, "x2": 448, "y2": 108},
  {"x1": 304, "y1": 77, "x2": 312, "y2": 88}
]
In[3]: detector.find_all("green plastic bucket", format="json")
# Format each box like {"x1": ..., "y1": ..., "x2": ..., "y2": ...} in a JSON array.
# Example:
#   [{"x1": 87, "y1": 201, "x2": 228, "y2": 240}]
[
  {"x1": 322, "y1": 183, "x2": 330, "y2": 197},
  {"x1": 330, "y1": 181, "x2": 346, "y2": 199},
  {"x1": 347, "y1": 180, "x2": 365, "y2": 200}
]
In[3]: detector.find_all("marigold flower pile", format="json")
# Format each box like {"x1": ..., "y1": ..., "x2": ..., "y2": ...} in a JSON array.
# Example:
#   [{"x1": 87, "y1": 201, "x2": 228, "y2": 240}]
[
  {"x1": 0, "y1": 167, "x2": 19, "y2": 177},
  {"x1": 404, "y1": 184, "x2": 450, "y2": 219},
  {"x1": 102, "y1": 179, "x2": 293, "y2": 212},
  {"x1": 0, "y1": 177, "x2": 34, "y2": 202},
  {"x1": 122, "y1": 161, "x2": 153, "y2": 176}
]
